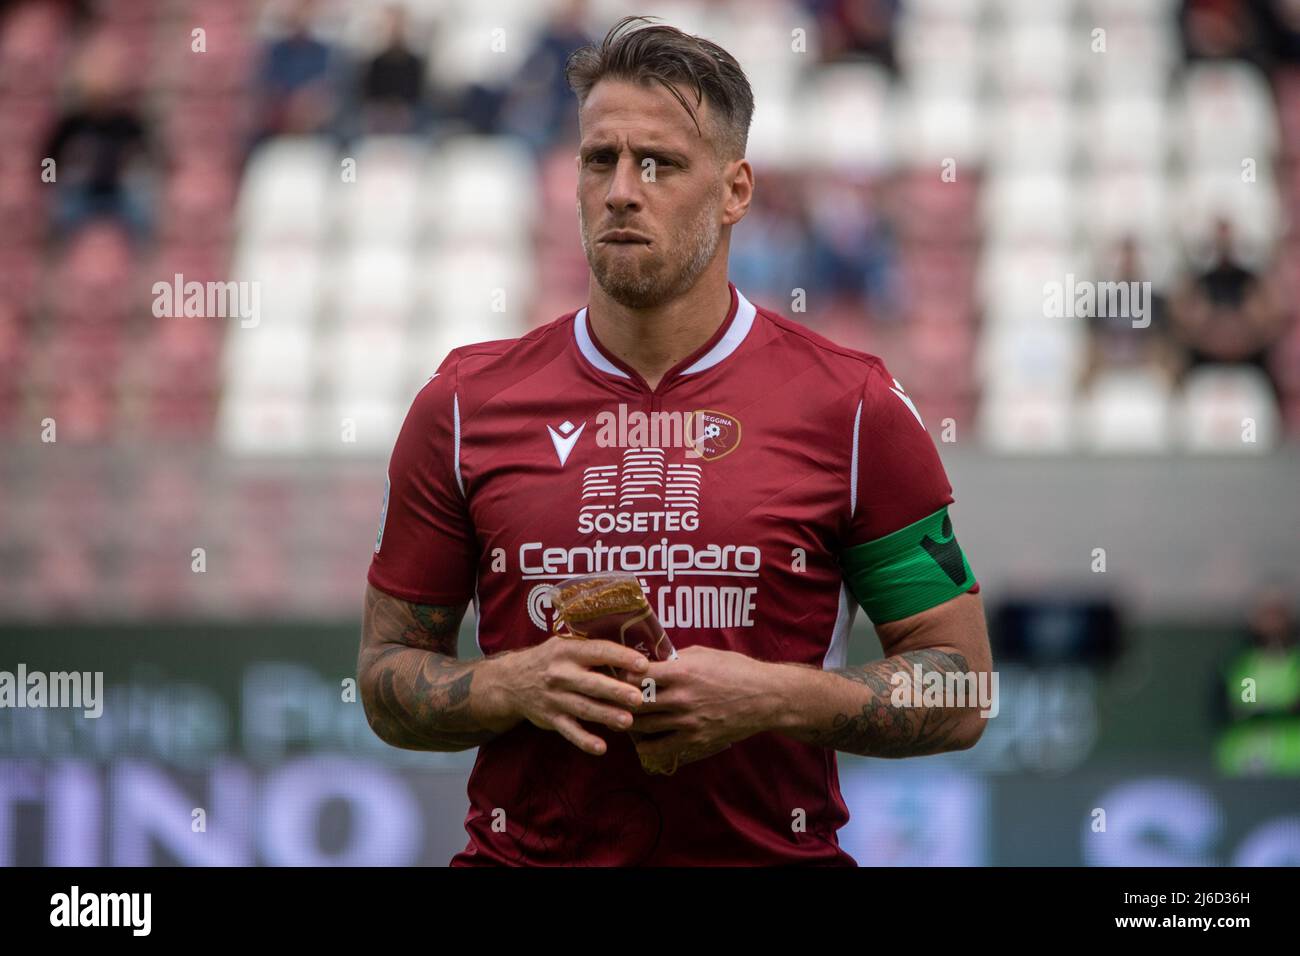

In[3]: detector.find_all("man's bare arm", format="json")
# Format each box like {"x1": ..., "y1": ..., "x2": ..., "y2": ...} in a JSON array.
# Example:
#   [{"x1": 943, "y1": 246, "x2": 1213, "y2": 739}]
[
  {"x1": 357, "y1": 583, "x2": 522, "y2": 751},
  {"x1": 767, "y1": 592, "x2": 993, "y2": 757},
  {"x1": 358, "y1": 583, "x2": 654, "y2": 755}
]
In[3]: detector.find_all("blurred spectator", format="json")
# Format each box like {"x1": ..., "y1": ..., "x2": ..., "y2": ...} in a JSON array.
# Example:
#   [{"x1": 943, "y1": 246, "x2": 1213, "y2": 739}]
[
  {"x1": 497, "y1": 0, "x2": 591, "y2": 153},
  {"x1": 253, "y1": 0, "x2": 337, "y2": 142},
  {"x1": 729, "y1": 171, "x2": 815, "y2": 304},
  {"x1": 1180, "y1": 0, "x2": 1268, "y2": 66},
  {"x1": 43, "y1": 32, "x2": 155, "y2": 239},
  {"x1": 808, "y1": 0, "x2": 898, "y2": 73},
  {"x1": 1258, "y1": 0, "x2": 1300, "y2": 63},
  {"x1": 1170, "y1": 218, "x2": 1290, "y2": 394},
  {"x1": 804, "y1": 174, "x2": 900, "y2": 320},
  {"x1": 358, "y1": 4, "x2": 427, "y2": 136},
  {"x1": 1214, "y1": 590, "x2": 1300, "y2": 775},
  {"x1": 1080, "y1": 236, "x2": 1178, "y2": 390}
]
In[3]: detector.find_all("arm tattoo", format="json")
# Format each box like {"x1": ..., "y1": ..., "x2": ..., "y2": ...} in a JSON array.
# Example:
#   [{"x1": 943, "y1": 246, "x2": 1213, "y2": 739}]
[
  {"x1": 358, "y1": 586, "x2": 499, "y2": 751},
  {"x1": 811, "y1": 648, "x2": 975, "y2": 758}
]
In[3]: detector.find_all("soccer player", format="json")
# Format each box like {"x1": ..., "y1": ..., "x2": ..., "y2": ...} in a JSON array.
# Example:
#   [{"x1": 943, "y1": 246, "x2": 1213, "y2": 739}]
[{"x1": 359, "y1": 16, "x2": 991, "y2": 866}]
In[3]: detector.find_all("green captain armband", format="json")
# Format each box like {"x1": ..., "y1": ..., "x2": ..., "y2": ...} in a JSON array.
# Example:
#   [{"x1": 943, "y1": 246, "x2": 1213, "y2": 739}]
[{"x1": 840, "y1": 506, "x2": 976, "y2": 624}]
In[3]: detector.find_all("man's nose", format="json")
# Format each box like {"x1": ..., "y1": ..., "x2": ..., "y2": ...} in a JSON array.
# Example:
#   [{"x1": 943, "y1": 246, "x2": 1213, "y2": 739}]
[{"x1": 605, "y1": 155, "x2": 645, "y2": 213}]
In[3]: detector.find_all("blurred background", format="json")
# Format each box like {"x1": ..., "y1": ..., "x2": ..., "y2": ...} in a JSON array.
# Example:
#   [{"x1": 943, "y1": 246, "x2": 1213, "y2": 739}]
[{"x1": 1, "y1": 0, "x2": 1298, "y2": 865}]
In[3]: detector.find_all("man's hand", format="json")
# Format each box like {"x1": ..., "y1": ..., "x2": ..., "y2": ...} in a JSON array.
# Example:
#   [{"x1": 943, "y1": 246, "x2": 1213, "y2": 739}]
[
  {"x1": 496, "y1": 635, "x2": 651, "y2": 757},
  {"x1": 625, "y1": 645, "x2": 780, "y2": 774}
]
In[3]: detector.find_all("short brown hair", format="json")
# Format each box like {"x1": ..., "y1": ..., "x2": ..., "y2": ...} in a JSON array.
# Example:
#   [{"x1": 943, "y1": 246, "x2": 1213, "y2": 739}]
[{"x1": 565, "y1": 16, "x2": 754, "y2": 161}]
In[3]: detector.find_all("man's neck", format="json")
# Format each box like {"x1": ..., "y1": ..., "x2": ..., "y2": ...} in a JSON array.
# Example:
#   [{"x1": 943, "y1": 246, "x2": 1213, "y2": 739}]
[{"x1": 585, "y1": 272, "x2": 733, "y2": 391}]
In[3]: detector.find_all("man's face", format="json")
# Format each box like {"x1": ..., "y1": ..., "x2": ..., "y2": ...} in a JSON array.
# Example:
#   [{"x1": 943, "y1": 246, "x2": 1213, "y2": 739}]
[{"x1": 576, "y1": 79, "x2": 734, "y2": 309}]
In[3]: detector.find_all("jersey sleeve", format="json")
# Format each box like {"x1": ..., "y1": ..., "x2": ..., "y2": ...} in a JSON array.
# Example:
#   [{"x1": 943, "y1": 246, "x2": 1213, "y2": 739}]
[
  {"x1": 839, "y1": 360, "x2": 978, "y2": 624},
  {"x1": 366, "y1": 356, "x2": 478, "y2": 607}
]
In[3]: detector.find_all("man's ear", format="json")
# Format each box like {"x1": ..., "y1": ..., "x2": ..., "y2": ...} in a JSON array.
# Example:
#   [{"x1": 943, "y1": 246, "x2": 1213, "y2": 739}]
[{"x1": 722, "y1": 158, "x2": 754, "y2": 227}]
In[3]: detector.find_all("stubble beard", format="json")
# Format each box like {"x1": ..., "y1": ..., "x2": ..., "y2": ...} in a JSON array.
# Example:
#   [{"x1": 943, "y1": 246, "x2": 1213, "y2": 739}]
[{"x1": 579, "y1": 194, "x2": 721, "y2": 310}]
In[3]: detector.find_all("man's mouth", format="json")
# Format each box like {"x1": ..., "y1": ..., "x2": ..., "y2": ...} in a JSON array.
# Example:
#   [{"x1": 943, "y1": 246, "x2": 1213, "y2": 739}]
[{"x1": 598, "y1": 230, "x2": 652, "y2": 245}]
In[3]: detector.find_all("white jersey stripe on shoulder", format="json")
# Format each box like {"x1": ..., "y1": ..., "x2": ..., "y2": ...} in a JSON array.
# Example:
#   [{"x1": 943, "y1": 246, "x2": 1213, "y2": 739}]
[
  {"x1": 679, "y1": 288, "x2": 758, "y2": 376},
  {"x1": 453, "y1": 391, "x2": 465, "y2": 497},
  {"x1": 574, "y1": 307, "x2": 632, "y2": 378},
  {"x1": 849, "y1": 397, "x2": 862, "y2": 518}
]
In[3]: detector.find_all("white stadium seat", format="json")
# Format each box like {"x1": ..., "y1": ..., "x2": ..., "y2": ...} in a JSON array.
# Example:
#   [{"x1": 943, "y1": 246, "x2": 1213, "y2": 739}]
[
  {"x1": 985, "y1": 0, "x2": 1075, "y2": 24},
  {"x1": 319, "y1": 396, "x2": 404, "y2": 456},
  {"x1": 1084, "y1": 0, "x2": 1181, "y2": 22},
  {"x1": 229, "y1": 239, "x2": 325, "y2": 327},
  {"x1": 331, "y1": 246, "x2": 417, "y2": 331},
  {"x1": 986, "y1": 22, "x2": 1078, "y2": 96},
  {"x1": 977, "y1": 317, "x2": 1088, "y2": 393},
  {"x1": 896, "y1": 12, "x2": 982, "y2": 93},
  {"x1": 222, "y1": 324, "x2": 315, "y2": 397},
  {"x1": 977, "y1": 240, "x2": 1079, "y2": 318},
  {"x1": 987, "y1": 93, "x2": 1078, "y2": 173},
  {"x1": 318, "y1": 325, "x2": 406, "y2": 403},
  {"x1": 791, "y1": 63, "x2": 896, "y2": 173},
  {"x1": 425, "y1": 0, "x2": 542, "y2": 88},
  {"x1": 217, "y1": 396, "x2": 314, "y2": 456},
  {"x1": 1084, "y1": 95, "x2": 1169, "y2": 173},
  {"x1": 1179, "y1": 61, "x2": 1280, "y2": 166},
  {"x1": 978, "y1": 387, "x2": 1077, "y2": 453},
  {"x1": 1175, "y1": 167, "x2": 1283, "y2": 258},
  {"x1": 898, "y1": 88, "x2": 985, "y2": 169},
  {"x1": 338, "y1": 136, "x2": 427, "y2": 245},
  {"x1": 902, "y1": 0, "x2": 987, "y2": 22},
  {"x1": 1179, "y1": 365, "x2": 1280, "y2": 453},
  {"x1": 236, "y1": 137, "x2": 336, "y2": 243},
  {"x1": 1079, "y1": 170, "x2": 1170, "y2": 248},
  {"x1": 1080, "y1": 368, "x2": 1175, "y2": 452},
  {"x1": 981, "y1": 171, "x2": 1075, "y2": 245},
  {"x1": 420, "y1": 242, "x2": 535, "y2": 330},
  {"x1": 425, "y1": 136, "x2": 540, "y2": 241},
  {"x1": 1078, "y1": 16, "x2": 1180, "y2": 96}
]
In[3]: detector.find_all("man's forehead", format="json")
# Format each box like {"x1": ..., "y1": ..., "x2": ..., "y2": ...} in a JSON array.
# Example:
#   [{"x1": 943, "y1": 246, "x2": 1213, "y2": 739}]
[{"x1": 578, "y1": 78, "x2": 711, "y2": 147}]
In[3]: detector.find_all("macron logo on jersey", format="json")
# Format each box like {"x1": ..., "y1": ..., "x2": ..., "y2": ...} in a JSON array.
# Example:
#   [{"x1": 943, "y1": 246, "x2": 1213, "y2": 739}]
[
  {"x1": 889, "y1": 378, "x2": 925, "y2": 429},
  {"x1": 547, "y1": 420, "x2": 586, "y2": 467}
]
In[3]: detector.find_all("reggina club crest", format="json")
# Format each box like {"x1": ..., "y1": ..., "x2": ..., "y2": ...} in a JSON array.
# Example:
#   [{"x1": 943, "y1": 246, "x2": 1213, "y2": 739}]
[
  {"x1": 592, "y1": 405, "x2": 742, "y2": 462},
  {"x1": 690, "y1": 409, "x2": 742, "y2": 461}
]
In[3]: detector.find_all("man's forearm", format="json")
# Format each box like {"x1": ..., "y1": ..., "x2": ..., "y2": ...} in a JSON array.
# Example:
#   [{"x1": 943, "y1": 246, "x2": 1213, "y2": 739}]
[
  {"x1": 358, "y1": 585, "x2": 523, "y2": 752},
  {"x1": 764, "y1": 648, "x2": 986, "y2": 757},
  {"x1": 360, "y1": 645, "x2": 521, "y2": 751}
]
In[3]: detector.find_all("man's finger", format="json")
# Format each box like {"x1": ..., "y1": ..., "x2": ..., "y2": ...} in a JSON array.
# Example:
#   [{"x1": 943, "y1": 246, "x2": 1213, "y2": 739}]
[
  {"x1": 564, "y1": 637, "x2": 651, "y2": 675},
  {"x1": 551, "y1": 714, "x2": 607, "y2": 756},
  {"x1": 563, "y1": 668, "x2": 646, "y2": 710},
  {"x1": 556, "y1": 692, "x2": 634, "y2": 732}
]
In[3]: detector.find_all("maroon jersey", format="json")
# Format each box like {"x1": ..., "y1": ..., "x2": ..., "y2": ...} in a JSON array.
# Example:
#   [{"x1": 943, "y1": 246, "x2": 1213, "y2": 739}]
[{"x1": 368, "y1": 282, "x2": 974, "y2": 865}]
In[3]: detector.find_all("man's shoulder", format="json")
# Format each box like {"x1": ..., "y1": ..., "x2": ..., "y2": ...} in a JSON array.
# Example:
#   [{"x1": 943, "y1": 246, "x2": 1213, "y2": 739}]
[
  {"x1": 428, "y1": 311, "x2": 578, "y2": 389},
  {"x1": 749, "y1": 302, "x2": 889, "y2": 390}
]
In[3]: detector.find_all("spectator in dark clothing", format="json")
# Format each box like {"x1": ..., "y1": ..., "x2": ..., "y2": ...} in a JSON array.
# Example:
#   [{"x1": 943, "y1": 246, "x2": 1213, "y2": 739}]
[
  {"x1": 1257, "y1": 0, "x2": 1300, "y2": 64},
  {"x1": 1170, "y1": 218, "x2": 1289, "y2": 394},
  {"x1": 359, "y1": 4, "x2": 427, "y2": 135},
  {"x1": 253, "y1": 0, "x2": 336, "y2": 142},
  {"x1": 497, "y1": 0, "x2": 591, "y2": 153},
  {"x1": 44, "y1": 32, "x2": 155, "y2": 239},
  {"x1": 1080, "y1": 235, "x2": 1178, "y2": 390}
]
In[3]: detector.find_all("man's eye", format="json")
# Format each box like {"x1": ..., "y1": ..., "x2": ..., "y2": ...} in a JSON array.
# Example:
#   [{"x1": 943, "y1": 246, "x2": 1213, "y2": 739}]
[{"x1": 588, "y1": 153, "x2": 613, "y2": 165}]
